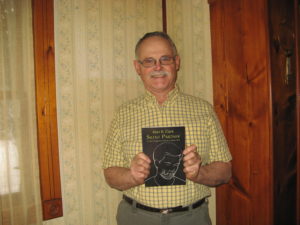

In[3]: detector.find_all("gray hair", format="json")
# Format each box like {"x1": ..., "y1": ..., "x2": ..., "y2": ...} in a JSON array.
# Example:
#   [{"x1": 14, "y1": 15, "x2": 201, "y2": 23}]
[{"x1": 135, "y1": 31, "x2": 178, "y2": 58}]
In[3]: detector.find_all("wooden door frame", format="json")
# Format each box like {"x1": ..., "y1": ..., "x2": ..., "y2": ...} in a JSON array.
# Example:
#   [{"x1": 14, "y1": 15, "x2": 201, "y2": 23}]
[
  {"x1": 295, "y1": 0, "x2": 300, "y2": 223},
  {"x1": 32, "y1": 0, "x2": 62, "y2": 220}
]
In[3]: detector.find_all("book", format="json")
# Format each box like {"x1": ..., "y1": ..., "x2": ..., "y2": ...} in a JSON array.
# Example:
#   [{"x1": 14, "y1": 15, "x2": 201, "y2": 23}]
[{"x1": 142, "y1": 126, "x2": 186, "y2": 187}]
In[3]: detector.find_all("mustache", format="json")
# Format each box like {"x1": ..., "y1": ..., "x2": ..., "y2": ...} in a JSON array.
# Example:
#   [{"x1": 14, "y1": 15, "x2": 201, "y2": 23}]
[{"x1": 149, "y1": 71, "x2": 170, "y2": 77}]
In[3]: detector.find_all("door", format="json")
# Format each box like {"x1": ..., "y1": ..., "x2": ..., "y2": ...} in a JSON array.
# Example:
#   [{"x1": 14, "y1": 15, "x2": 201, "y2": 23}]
[
  {"x1": 209, "y1": 0, "x2": 299, "y2": 224},
  {"x1": 209, "y1": 0, "x2": 273, "y2": 224}
]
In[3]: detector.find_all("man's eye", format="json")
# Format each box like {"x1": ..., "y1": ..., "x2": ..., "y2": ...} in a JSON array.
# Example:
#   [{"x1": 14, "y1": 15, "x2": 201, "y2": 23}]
[
  {"x1": 143, "y1": 58, "x2": 155, "y2": 64},
  {"x1": 160, "y1": 56, "x2": 172, "y2": 62}
]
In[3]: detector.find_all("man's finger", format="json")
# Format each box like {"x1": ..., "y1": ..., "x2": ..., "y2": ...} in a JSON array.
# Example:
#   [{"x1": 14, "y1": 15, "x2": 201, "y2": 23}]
[
  {"x1": 136, "y1": 152, "x2": 151, "y2": 163},
  {"x1": 183, "y1": 144, "x2": 197, "y2": 155}
]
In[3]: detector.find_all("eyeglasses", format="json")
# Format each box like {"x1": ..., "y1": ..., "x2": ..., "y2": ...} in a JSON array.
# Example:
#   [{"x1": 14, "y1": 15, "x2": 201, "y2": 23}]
[{"x1": 138, "y1": 55, "x2": 176, "y2": 68}]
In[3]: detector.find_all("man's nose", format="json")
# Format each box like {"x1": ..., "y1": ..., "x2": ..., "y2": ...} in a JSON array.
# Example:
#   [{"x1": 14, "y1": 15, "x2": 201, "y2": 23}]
[{"x1": 153, "y1": 60, "x2": 162, "y2": 70}]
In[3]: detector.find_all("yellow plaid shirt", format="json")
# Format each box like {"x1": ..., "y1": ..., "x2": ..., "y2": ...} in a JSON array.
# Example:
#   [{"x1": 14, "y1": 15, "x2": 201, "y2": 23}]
[{"x1": 103, "y1": 86, "x2": 232, "y2": 208}]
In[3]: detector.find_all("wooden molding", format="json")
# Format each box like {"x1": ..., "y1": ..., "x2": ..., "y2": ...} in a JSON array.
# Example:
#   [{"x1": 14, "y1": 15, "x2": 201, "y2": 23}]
[
  {"x1": 32, "y1": 0, "x2": 63, "y2": 220},
  {"x1": 42, "y1": 199, "x2": 63, "y2": 219},
  {"x1": 162, "y1": 0, "x2": 167, "y2": 32},
  {"x1": 295, "y1": 0, "x2": 300, "y2": 223},
  {"x1": 207, "y1": 0, "x2": 218, "y2": 5}
]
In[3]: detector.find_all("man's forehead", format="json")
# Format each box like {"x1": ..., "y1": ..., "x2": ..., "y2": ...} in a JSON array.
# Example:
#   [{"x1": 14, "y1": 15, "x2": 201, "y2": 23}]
[{"x1": 137, "y1": 37, "x2": 173, "y2": 57}]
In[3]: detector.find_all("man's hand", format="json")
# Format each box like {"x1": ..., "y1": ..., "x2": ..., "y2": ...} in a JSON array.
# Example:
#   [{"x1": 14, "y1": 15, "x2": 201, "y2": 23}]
[
  {"x1": 103, "y1": 152, "x2": 151, "y2": 191},
  {"x1": 183, "y1": 144, "x2": 232, "y2": 187},
  {"x1": 183, "y1": 145, "x2": 202, "y2": 181},
  {"x1": 130, "y1": 153, "x2": 151, "y2": 185}
]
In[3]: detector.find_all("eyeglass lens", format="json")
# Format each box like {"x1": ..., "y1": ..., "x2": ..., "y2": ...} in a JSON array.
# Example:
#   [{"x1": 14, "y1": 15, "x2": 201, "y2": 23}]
[{"x1": 140, "y1": 56, "x2": 175, "y2": 67}]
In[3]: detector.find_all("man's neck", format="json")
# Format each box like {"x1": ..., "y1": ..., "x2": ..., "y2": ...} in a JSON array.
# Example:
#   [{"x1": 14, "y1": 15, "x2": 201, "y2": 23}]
[
  {"x1": 155, "y1": 94, "x2": 168, "y2": 105},
  {"x1": 147, "y1": 87, "x2": 176, "y2": 105}
]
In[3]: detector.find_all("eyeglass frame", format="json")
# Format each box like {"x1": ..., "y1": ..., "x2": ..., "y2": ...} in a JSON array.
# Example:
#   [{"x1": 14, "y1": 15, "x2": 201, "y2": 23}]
[{"x1": 137, "y1": 55, "x2": 177, "y2": 68}]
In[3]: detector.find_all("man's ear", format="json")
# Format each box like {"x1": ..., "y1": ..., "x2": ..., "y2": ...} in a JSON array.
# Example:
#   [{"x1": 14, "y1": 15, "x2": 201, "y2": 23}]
[
  {"x1": 175, "y1": 55, "x2": 180, "y2": 71},
  {"x1": 133, "y1": 60, "x2": 142, "y2": 75}
]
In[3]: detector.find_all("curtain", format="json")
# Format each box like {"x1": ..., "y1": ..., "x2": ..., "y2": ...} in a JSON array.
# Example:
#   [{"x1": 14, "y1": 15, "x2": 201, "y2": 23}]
[{"x1": 0, "y1": 0, "x2": 42, "y2": 224}]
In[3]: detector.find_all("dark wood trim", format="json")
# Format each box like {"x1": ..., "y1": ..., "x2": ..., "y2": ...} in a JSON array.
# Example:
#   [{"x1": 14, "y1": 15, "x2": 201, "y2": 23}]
[
  {"x1": 207, "y1": 0, "x2": 218, "y2": 4},
  {"x1": 296, "y1": 0, "x2": 300, "y2": 223},
  {"x1": 32, "y1": 0, "x2": 63, "y2": 220},
  {"x1": 162, "y1": 0, "x2": 167, "y2": 33}
]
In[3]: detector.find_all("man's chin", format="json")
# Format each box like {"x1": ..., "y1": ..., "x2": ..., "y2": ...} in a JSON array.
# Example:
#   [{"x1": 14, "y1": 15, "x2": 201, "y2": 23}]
[{"x1": 147, "y1": 84, "x2": 175, "y2": 93}]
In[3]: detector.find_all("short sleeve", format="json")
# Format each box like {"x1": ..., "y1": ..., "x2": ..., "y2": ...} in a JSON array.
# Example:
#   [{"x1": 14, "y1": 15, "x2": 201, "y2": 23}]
[
  {"x1": 208, "y1": 110, "x2": 232, "y2": 163},
  {"x1": 102, "y1": 111, "x2": 125, "y2": 169}
]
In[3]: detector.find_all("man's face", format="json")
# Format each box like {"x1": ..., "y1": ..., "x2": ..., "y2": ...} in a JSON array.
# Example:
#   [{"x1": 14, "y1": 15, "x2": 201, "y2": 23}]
[
  {"x1": 133, "y1": 36, "x2": 180, "y2": 95},
  {"x1": 156, "y1": 154, "x2": 181, "y2": 180}
]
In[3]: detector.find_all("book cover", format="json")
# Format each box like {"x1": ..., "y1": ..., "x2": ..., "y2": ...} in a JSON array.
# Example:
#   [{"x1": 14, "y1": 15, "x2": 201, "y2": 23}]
[{"x1": 142, "y1": 126, "x2": 186, "y2": 187}]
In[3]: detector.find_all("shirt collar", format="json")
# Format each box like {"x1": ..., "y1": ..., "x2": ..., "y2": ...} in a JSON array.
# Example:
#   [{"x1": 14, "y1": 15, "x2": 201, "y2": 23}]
[{"x1": 144, "y1": 85, "x2": 180, "y2": 106}]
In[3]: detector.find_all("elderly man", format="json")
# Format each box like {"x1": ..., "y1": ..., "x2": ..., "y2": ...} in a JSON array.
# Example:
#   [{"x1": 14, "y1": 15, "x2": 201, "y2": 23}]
[{"x1": 103, "y1": 31, "x2": 232, "y2": 225}]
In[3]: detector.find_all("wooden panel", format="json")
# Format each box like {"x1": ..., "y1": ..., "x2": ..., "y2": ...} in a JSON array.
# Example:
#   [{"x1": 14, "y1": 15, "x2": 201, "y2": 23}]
[
  {"x1": 209, "y1": 0, "x2": 273, "y2": 224},
  {"x1": 32, "y1": 0, "x2": 63, "y2": 220},
  {"x1": 162, "y1": 0, "x2": 167, "y2": 32},
  {"x1": 242, "y1": 1, "x2": 273, "y2": 224},
  {"x1": 295, "y1": 0, "x2": 300, "y2": 223},
  {"x1": 210, "y1": 1, "x2": 251, "y2": 224},
  {"x1": 269, "y1": 0, "x2": 297, "y2": 224}
]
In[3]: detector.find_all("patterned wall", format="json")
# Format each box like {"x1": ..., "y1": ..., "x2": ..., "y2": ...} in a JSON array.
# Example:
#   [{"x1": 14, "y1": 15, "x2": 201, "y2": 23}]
[
  {"x1": 167, "y1": 0, "x2": 213, "y2": 102},
  {"x1": 45, "y1": 0, "x2": 213, "y2": 224}
]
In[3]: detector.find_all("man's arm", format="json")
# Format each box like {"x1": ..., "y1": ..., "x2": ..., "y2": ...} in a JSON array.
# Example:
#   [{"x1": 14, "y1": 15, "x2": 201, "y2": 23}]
[
  {"x1": 183, "y1": 145, "x2": 232, "y2": 187},
  {"x1": 195, "y1": 161, "x2": 231, "y2": 187},
  {"x1": 103, "y1": 152, "x2": 151, "y2": 191}
]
